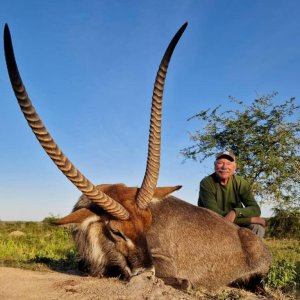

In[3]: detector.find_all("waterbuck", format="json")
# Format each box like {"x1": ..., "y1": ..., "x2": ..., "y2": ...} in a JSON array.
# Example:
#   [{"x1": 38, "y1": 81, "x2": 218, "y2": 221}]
[{"x1": 4, "y1": 23, "x2": 271, "y2": 293}]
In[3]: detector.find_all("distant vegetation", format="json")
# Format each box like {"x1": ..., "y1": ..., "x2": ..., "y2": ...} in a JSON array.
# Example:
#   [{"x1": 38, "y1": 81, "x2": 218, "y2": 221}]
[
  {"x1": 267, "y1": 208, "x2": 300, "y2": 240},
  {"x1": 0, "y1": 218, "x2": 299, "y2": 299},
  {"x1": 0, "y1": 219, "x2": 77, "y2": 271}
]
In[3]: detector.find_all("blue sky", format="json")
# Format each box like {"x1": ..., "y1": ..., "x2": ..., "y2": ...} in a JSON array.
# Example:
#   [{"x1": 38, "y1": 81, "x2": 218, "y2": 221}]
[{"x1": 0, "y1": 1, "x2": 299, "y2": 220}]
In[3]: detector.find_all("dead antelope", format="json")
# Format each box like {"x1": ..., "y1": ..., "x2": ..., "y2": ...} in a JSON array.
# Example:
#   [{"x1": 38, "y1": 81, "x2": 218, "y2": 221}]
[{"x1": 4, "y1": 23, "x2": 271, "y2": 293}]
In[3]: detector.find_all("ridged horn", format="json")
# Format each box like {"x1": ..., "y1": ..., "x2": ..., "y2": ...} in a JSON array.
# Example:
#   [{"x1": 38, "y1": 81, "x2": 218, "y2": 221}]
[
  {"x1": 4, "y1": 24, "x2": 129, "y2": 220},
  {"x1": 136, "y1": 22, "x2": 188, "y2": 209}
]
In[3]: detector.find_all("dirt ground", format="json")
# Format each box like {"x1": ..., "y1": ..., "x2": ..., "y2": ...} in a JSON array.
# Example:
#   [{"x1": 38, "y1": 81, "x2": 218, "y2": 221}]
[
  {"x1": 0, "y1": 267, "x2": 197, "y2": 300},
  {"x1": 0, "y1": 267, "x2": 269, "y2": 300}
]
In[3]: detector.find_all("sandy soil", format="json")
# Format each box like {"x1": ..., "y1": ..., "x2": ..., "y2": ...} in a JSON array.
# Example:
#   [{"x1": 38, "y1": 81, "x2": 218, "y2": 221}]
[
  {"x1": 0, "y1": 267, "x2": 196, "y2": 300},
  {"x1": 0, "y1": 267, "x2": 275, "y2": 300}
]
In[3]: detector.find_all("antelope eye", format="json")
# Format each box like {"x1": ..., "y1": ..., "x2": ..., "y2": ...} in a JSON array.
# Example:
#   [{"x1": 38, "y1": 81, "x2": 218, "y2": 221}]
[{"x1": 110, "y1": 228, "x2": 127, "y2": 241}]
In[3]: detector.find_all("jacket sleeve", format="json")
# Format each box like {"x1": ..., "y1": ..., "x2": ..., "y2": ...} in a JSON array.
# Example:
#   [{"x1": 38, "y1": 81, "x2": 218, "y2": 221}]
[
  {"x1": 198, "y1": 178, "x2": 227, "y2": 217},
  {"x1": 233, "y1": 177, "x2": 261, "y2": 225}
]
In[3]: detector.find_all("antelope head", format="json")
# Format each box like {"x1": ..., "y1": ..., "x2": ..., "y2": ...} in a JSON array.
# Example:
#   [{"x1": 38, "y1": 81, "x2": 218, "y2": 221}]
[{"x1": 4, "y1": 22, "x2": 187, "y2": 277}]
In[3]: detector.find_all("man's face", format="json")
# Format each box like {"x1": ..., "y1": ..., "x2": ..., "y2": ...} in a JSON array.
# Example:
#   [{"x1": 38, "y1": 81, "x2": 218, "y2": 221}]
[{"x1": 214, "y1": 158, "x2": 236, "y2": 183}]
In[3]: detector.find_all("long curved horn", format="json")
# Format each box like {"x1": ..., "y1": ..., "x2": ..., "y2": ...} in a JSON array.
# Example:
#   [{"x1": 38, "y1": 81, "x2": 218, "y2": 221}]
[
  {"x1": 4, "y1": 24, "x2": 129, "y2": 220},
  {"x1": 136, "y1": 23, "x2": 188, "y2": 209}
]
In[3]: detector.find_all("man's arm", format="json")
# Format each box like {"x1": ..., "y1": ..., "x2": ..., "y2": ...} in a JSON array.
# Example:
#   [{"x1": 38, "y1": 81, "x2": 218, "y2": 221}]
[
  {"x1": 233, "y1": 177, "x2": 261, "y2": 220},
  {"x1": 250, "y1": 216, "x2": 266, "y2": 226},
  {"x1": 225, "y1": 211, "x2": 266, "y2": 227},
  {"x1": 198, "y1": 178, "x2": 227, "y2": 216}
]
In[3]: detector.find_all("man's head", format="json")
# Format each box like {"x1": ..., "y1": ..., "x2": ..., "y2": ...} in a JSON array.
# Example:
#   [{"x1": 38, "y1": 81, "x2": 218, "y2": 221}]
[{"x1": 214, "y1": 151, "x2": 236, "y2": 184}]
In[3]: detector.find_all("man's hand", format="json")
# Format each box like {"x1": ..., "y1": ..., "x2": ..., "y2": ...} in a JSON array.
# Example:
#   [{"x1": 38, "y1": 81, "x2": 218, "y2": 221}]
[
  {"x1": 225, "y1": 210, "x2": 236, "y2": 222},
  {"x1": 250, "y1": 217, "x2": 266, "y2": 227}
]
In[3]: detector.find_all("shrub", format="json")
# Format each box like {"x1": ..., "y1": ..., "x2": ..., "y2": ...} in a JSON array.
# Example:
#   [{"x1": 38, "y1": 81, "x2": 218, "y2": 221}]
[
  {"x1": 42, "y1": 214, "x2": 60, "y2": 225},
  {"x1": 265, "y1": 260, "x2": 297, "y2": 291},
  {"x1": 267, "y1": 208, "x2": 300, "y2": 239}
]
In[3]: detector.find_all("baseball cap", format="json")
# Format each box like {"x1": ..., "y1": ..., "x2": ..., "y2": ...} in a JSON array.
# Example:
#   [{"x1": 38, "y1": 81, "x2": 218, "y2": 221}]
[{"x1": 215, "y1": 150, "x2": 236, "y2": 162}]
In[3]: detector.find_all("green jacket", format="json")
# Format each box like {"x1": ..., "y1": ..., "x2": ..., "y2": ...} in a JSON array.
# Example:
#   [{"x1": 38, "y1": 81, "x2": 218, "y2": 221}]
[{"x1": 198, "y1": 173, "x2": 261, "y2": 226}]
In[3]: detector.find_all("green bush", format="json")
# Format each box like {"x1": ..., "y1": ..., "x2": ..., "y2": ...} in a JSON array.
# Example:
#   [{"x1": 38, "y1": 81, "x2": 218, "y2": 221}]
[
  {"x1": 42, "y1": 214, "x2": 60, "y2": 225},
  {"x1": 267, "y1": 208, "x2": 300, "y2": 239},
  {"x1": 0, "y1": 221, "x2": 77, "y2": 271},
  {"x1": 265, "y1": 260, "x2": 297, "y2": 291}
]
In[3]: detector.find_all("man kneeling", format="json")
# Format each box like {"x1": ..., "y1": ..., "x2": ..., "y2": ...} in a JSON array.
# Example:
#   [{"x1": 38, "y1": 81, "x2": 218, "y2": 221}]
[{"x1": 198, "y1": 150, "x2": 266, "y2": 238}]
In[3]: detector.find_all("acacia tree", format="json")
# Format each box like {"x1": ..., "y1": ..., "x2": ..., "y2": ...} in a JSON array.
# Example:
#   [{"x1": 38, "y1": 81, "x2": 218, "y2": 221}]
[{"x1": 181, "y1": 92, "x2": 300, "y2": 208}]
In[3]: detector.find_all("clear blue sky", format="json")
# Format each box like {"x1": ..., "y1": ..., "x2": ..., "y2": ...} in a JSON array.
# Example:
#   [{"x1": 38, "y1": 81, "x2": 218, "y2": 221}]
[{"x1": 0, "y1": 1, "x2": 299, "y2": 220}]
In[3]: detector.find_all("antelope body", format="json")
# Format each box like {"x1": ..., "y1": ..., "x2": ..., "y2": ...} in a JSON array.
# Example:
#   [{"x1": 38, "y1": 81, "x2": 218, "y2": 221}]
[
  {"x1": 4, "y1": 23, "x2": 271, "y2": 292},
  {"x1": 71, "y1": 189, "x2": 271, "y2": 291},
  {"x1": 148, "y1": 196, "x2": 271, "y2": 290}
]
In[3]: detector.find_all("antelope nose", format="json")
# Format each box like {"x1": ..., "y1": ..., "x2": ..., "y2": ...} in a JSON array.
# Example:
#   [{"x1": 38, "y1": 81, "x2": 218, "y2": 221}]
[
  {"x1": 131, "y1": 266, "x2": 155, "y2": 277},
  {"x1": 145, "y1": 266, "x2": 155, "y2": 277},
  {"x1": 151, "y1": 266, "x2": 155, "y2": 275}
]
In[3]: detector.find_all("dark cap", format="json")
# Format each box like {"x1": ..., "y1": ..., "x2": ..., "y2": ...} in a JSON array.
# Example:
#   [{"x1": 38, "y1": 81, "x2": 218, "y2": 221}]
[{"x1": 215, "y1": 150, "x2": 236, "y2": 162}]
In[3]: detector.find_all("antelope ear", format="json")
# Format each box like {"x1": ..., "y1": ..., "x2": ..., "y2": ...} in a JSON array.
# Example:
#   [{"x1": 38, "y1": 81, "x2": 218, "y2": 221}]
[
  {"x1": 53, "y1": 208, "x2": 98, "y2": 225},
  {"x1": 153, "y1": 185, "x2": 182, "y2": 199}
]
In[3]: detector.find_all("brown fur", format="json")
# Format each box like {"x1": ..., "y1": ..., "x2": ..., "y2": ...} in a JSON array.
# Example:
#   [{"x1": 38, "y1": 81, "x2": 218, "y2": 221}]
[
  {"x1": 62, "y1": 184, "x2": 271, "y2": 292},
  {"x1": 64, "y1": 184, "x2": 180, "y2": 279},
  {"x1": 147, "y1": 196, "x2": 271, "y2": 291}
]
